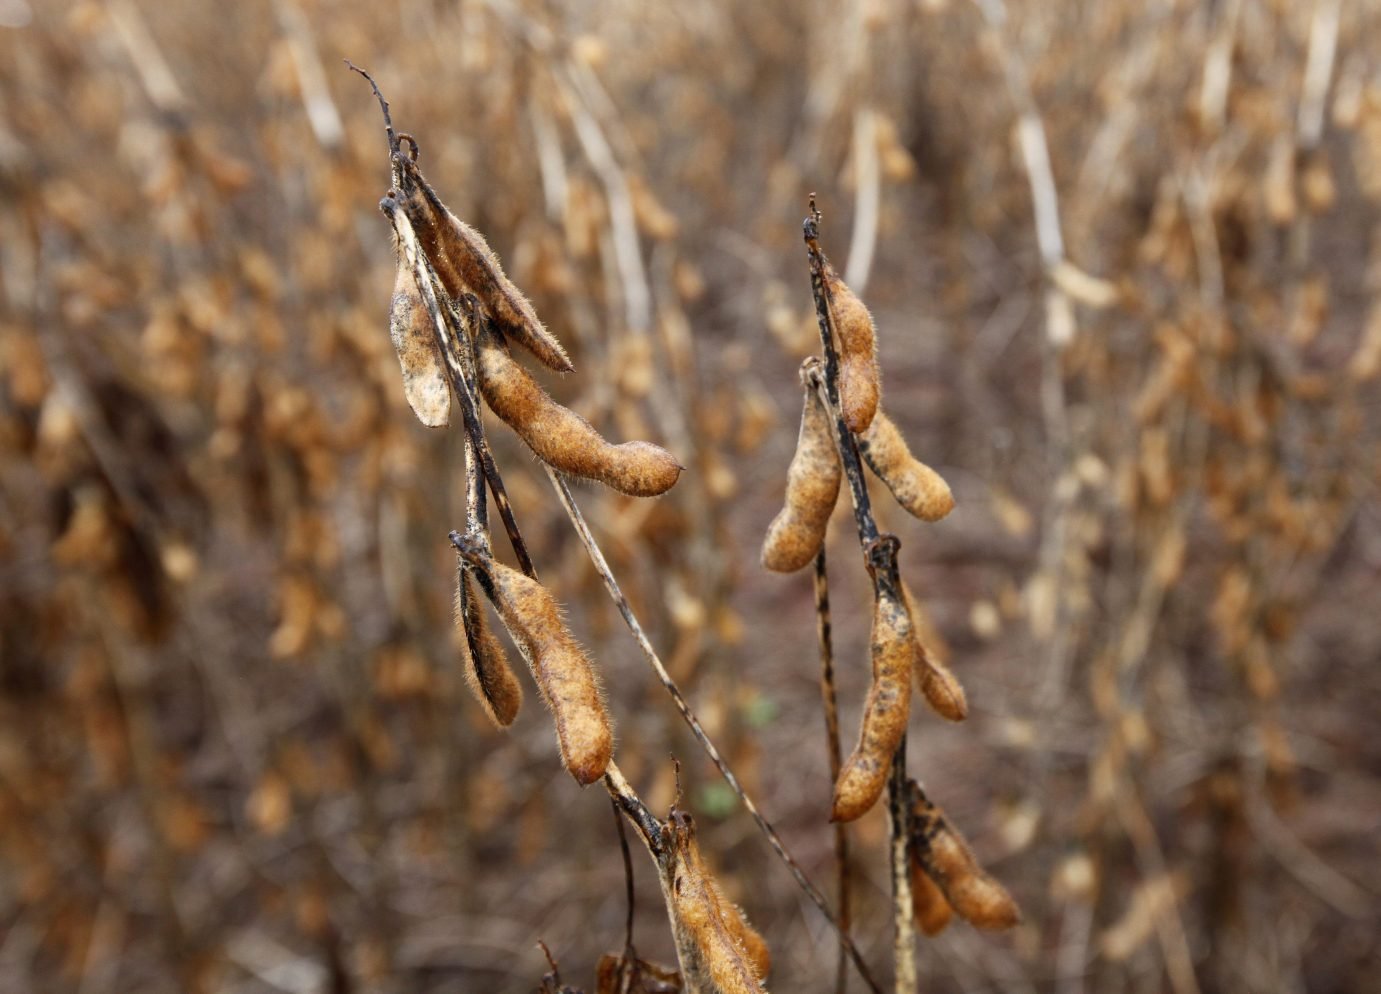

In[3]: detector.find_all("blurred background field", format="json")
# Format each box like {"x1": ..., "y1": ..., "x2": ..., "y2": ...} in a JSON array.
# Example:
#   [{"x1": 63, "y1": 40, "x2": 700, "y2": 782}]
[{"x1": 1, "y1": 0, "x2": 1379, "y2": 992}]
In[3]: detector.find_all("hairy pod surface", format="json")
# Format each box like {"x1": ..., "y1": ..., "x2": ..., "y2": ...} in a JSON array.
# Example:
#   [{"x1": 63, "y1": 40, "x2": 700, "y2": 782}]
[
  {"x1": 909, "y1": 852, "x2": 954, "y2": 935},
  {"x1": 761, "y1": 374, "x2": 841, "y2": 572},
  {"x1": 392, "y1": 153, "x2": 574, "y2": 372},
  {"x1": 857, "y1": 411, "x2": 955, "y2": 521},
  {"x1": 832, "y1": 585, "x2": 914, "y2": 822},
  {"x1": 655, "y1": 808, "x2": 770, "y2": 994},
  {"x1": 907, "y1": 781, "x2": 1020, "y2": 930},
  {"x1": 387, "y1": 258, "x2": 451, "y2": 427},
  {"x1": 463, "y1": 549, "x2": 613, "y2": 785},
  {"x1": 824, "y1": 262, "x2": 880, "y2": 434},
  {"x1": 901, "y1": 581, "x2": 967, "y2": 722},
  {"x1": 475, "y1": 323, "x2": 682, "y2": 496},
  {"x1": 454, "y1": 567, "x2": 522, "y2": 727}
]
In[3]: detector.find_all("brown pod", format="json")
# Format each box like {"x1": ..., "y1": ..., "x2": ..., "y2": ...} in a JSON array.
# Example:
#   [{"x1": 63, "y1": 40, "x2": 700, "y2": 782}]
[
  {"x1": 388, "y1": 257, "x2": 451, "y2": 427},
  {"x1": 909, "y1": 850, "x2": 954, "y2": 935},
  {"x1": 761, "y1": 368, "x2": 841, "y2": 572},
  {"x1": 900, "y1": 582, "x2": 967, "y2": 722},
  {"x1": 825, "y1": 262, "x2": 880, "y2": 434},
  {"x1": 460, "y1": 546, "x2": 613, "y2": 785},
  {"x1": 393, "y1": 154, "x2": 574, "y2": 372},
  {"x1": 908, "y1": 781, "x2": 1021, "y2": 930},
  {"x1": 475, "y1": 323, "x2": 681, "y2": 497},
  {"x1": 832, "y1": 583, "x2": 914, "y2": 822},
  {"x1": 454, "y1": 566, "x2": 522, "y2": 727},
  {"x1": 656, "y1": 808, "x2": 770, "y2": 993},
  {"x1": 858, "y1": 411, "x2": 954, "y2": 522}
]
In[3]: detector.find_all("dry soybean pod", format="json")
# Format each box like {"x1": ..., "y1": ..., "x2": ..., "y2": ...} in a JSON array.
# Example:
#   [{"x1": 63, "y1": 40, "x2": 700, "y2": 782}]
[
  {"x1": 455, "y1": 539, "x2": 613, "y2": 785},
  {"x1": 454, "y1": 565, "x2": 522, "y2": 727},
  {"x1": 389, "y1": 149, "x2": 574, "y2": 373},
  {"x1": 909, "y1": 848, "x2": 954, "y2": 936},
  {"x1": 857, "y1": 410, "x2": 954, "y2": 522},
  {"x1": 657, "y1": 807, "x2": 770, "y2": 993},
  {"x1": 832, "y1": 540, "x2": 914, "y2": 823},
  {"x1": 823, "y1": 260, "x2": 880, "y2": 434},
  {"x1": 907, "y1": 780, "x2": 1020, "y2": 930},
  {"x1": 900, "y1": 581, "x2": 967, "y2": 722},
  {"x1": 761, "y1": 358, "x2": 842, "y2": 572},
  {"x1": 387, "y1": 251, "x2": 451, "y2": 427},
  {"x1": 475, "y1": 322, "x2": 682, "y2": 497}
]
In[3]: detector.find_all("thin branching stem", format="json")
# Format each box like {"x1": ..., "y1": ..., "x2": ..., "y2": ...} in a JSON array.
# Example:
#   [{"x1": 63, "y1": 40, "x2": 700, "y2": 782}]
[{"x1": 815, "y1": 548, "x2": 852, "y2": 994}]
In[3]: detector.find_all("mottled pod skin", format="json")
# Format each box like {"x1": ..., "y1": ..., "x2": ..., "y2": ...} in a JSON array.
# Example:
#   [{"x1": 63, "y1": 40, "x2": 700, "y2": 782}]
[
  {"x1": 824, "y1": 262, "x2": 880, "y2": 434},
  {"x1": 655, "y1": 808, "x2": 770, "y2": 993},
  {"x1": 761, "y1": 366, "x2": 842, "y2": 572},
  {"x1": 459, "y1": 545, "x2": 613, "y2": 785},
  {"x1": 388, "y1": 258, "x2": 451, "y2": 427},
  {"x1": 907, "y1": 780, "x2": 1021, "y2": 930},
  {"x1": 858, "y1": 411, "x2": 955, "y2": 522},
  {"x1": 454, "y1": 567, "x2": 522, "y2": 727},
  {"x1": 832, "y1": 573, "x2": 915, "y2": 823},
  {"x1": 900, "y1": 581, "x2": 967, "y2": 722},
  {"x1": 909, "y1": 853, "x2": 954, "y2": 935},
  {"x1": 475, "y1": 323, "x2": 682, "y2": 497},
  {"x1": 389, "y1": 148, "x2": 574, "y2": 373}
]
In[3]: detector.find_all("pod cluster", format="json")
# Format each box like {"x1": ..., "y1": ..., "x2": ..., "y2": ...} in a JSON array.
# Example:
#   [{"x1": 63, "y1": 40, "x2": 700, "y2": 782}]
[
  {"x1": 455, "y1": 538, "x2": 614, "y2": 786},
  {"x1": 380, "y1": 134, "x2": 682, "y2": 498}
]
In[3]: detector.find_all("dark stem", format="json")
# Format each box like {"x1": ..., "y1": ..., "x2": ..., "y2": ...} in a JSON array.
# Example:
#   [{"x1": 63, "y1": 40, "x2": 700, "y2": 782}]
[
  {"x1": 344, "y1": 60, "x2": 398, "y2": 155},
  {"x1": 804, "y1": 203, "x2": 914, "y2": 993},
  {"x1": 612, "y1": 796, "x2": 637, "y2": 957},
  {"x1": 815, "y1": 548, "x2": 851, "y2": 994}
]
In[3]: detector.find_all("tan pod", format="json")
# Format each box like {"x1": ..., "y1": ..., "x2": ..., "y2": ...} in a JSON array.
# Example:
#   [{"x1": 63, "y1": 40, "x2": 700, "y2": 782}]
[
  {"x1": 908, "y1": 781, "x2": 1020, "y2": 930},
  {"x1": 454, "y1": 567, "x2": 522, "y2": 727},
  {"x1": 901, "y1": 582, "x2": 967, "y2": 722},
  {"x1": 824, "y1": 262, "x2": 880, "y2": 434},
  {"x1": 909, "y1": 852, "x2": 954, "y2": 935},
  {"x1": 463, "y1": 548, "x2": 613, "y2": 785},
  {"x1": 387, "y1": 258, "x2": 451, "y2": 427},
  {"x1": 832, "y1": 584, "x2": 914, "y2": 822},
  {"x1": 476, "y1": 324, "x2": 682, "y2": 497},
  {"x1": 761, "y1": 368, "x2": 841, "y2": 572},
  {"x1": 858, "y1": 411, "x2": 954, "y2": 522}
]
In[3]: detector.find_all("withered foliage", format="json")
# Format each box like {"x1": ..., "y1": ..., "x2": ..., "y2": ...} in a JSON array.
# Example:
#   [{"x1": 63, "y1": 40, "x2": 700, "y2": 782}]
[{"x1": 1, "y1": 1, "x2": 1379, "y2": 993}]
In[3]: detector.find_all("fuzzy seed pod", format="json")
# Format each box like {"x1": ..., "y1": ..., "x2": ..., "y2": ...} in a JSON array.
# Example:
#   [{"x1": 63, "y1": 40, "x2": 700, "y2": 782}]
[
  {"x1": 475, "y1": 323, "x2": 682, "y2": 497},
  {"x1": 761, "y1": 369, "x2": 841, "y2": 572},
  {"x1": 393, "y1": 156, "x2": 574, "y2": 372},
  {"x1": 455, "y1": 566, "x2": 522, "y2": 727},
  {"x1": 907, "y1": 781, "x2": 1020, "y2": 930},
  {"x1": 909, "y1": 852, "x2": 954, "y2": 936},
  {"x1": 858, "y1": 411, "x2": 954, "y2": 522},
  {"x1": 388, "y1": 257, "x2": 451, "y2": 427},
  {"x1": 460, "y1": 546, "x2": 612, "y2": 785},
  {"x1": 832, "y1": 583, "x2": 914, "y2": 822},
  {"x1": 825, "y1": 262, "x2": 880, "y2": 434},
  {"x1": 900, "y1": 582, "x2": 967, "y2": 722},
  {"x1": 656, "y1": 808, "x2": 770, "y2": 993}
]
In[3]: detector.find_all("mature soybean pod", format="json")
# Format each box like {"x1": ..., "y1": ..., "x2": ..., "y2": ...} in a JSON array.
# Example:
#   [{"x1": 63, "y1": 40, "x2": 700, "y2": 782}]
[
  {"x1": 908, "y1": 781, "x2": 1020, "y2": 930},
  {"x1": 858, "y1": 411, "x2": 954, "y2": 522},
  {"x1": 909, "y1": 851, "x2": 954, "y2": 936},
  {"x1": 761, "y1": 369, "x2": 841, "y2": 572},
  {"x1": 475, "y1": 324, "x2": 682, "y2": 497},
  {"x1": 900, "y1": 581, "x2": 967, "y2": 722},
  {"x1": 831, "y1": 585, "x2": 914, "y2": 822},
  {"x1": 394, "y1": 155, "x2": 574, "y2": 372},
  {"x1": 824, "y1": 261, "x2": 880, "y2": 434},
  {"x1": 657, "y1": 809, "x2": 770, "y2": 994},
  {"x1": 388, "y1": 257, "x2": 451, "y2": 427},
  {"x1": 464, "y1": 549, "x2": 612, "y2": 785},
  {"x1": 454, "y1": 566, "x2": 522, "y2": 727}
]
